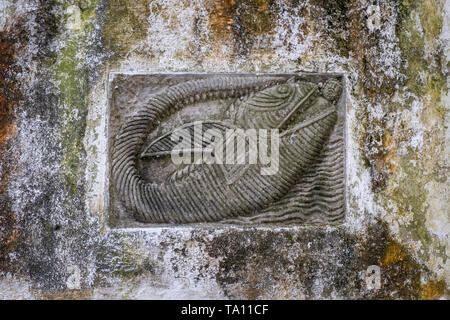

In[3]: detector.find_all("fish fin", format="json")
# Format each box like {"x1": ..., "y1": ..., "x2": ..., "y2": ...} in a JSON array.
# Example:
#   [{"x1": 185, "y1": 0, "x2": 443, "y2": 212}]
[
  {"x1": 140, "y1": 120, "x2": 232, "y2": 159},
  {"x1": 219, "y1": 129, "x2": 257, "y2": 185},
  {"x1": 221, "y1": 164, "x2": 251, "y2": 185},
  {"x1": 286, "y1": 76, "x2": 296, "y2": 83}
]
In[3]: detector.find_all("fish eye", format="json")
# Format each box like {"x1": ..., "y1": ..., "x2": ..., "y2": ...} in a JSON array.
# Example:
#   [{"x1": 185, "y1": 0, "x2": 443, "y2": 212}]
[{"x1": 277, "y1": 84, "x2": 290, "y2": 94}]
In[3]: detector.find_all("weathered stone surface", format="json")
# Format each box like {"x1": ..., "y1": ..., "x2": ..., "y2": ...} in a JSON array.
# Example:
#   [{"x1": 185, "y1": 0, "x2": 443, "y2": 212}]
[{"x1": 0, "y1": 0, "x2": 449, "y2": 299}]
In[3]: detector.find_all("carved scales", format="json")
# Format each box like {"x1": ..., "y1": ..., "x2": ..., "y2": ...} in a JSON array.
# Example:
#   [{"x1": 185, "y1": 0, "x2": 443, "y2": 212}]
[{"x1": 110, "y1": 74, "x2": 345, "y2": 225}]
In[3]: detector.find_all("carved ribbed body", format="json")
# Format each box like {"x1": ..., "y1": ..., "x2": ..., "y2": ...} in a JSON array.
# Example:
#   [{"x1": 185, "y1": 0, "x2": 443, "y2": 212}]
[{"x1": 111, "y1": 76, "x2": 338, "y2": 223}]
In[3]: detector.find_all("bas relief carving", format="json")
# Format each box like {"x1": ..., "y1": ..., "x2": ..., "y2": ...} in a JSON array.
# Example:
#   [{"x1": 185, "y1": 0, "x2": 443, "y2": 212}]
[{"x1": 109, "y1": 74, "x2": 345, "y2": 225}]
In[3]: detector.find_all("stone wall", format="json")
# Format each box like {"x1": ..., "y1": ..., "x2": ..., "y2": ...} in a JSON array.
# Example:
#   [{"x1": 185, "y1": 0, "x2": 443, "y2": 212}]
[{"x1": 0, "y1": 0, "x2": 448, "y2": 299}]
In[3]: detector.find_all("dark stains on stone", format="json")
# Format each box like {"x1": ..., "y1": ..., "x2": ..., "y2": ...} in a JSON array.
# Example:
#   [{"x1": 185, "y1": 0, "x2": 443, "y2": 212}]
[
  {"x1": 10, "y1": 1, "x2": 67, "y2": 289},
  {"x1": 206, "y1": 229, "x2": 293, "y2": 298},
  {"x1": 354, "y1": 222, "x2": 422, "y2": 299},
  {"x1": 0, "y1": 19, "x2": 26, "y2": 273},
  {"x1": 94, "y1": 232, "x2": 156, "y2": 286},
  {"x1": 362, "y1": 111, "x2": 391, "y2": 192},
  {"x1": 312, "y1": 1, "x2": 401, "y2": 191},
  {"x1": 6, "y1": 0, "x2": 105, "y2": 290},
  {"x1": 206, "y1": 228, "x2": 346, "y2": 298},
  {"x1": 360, "y1": 0, "x2": 445, "y2": 192},
  {"x1": 208, "y1": 0, "x2": 277, "y2": 57},
  {"x1": 34, "y1": 0, "x2": 60, "y2": 52},
  {"x1": 205, "y1": 221, "x2": 427, "y2": 299},
  {"x1": 102, "y1": 0, "x2": 151, "y2": 61},
  {"x1": 311, "y1": 0, "x2": 350, "y2": 58}
]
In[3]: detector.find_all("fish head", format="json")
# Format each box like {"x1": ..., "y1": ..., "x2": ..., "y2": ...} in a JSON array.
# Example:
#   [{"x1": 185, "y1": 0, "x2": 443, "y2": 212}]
[{"x1": 228, "y1": 78, "x2": 342, "y2": 133}]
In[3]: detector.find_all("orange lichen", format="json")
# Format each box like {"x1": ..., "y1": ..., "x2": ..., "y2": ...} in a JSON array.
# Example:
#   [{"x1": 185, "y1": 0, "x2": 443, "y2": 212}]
[
  {"x1": 419, "y1": 279, "x2": 447, "y2": 300},
  {"x1": 208, "y1": 0, "x2": 236, "y2": 39},
  {"x1": 382, "y1": 130, "x2": 398, "y2": 176},
  {"x1": 381, "y1": 242, "x2": 409, "y2": 266},
  {"x1": 207, "y1": 0, "x2": 276, "y2": 56}
]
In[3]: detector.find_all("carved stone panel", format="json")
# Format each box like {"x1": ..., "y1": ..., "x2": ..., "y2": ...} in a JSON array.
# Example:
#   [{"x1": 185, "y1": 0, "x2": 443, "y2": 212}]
[{"x1": 108, "y1": 73, "x2": 346, "y2": 225}]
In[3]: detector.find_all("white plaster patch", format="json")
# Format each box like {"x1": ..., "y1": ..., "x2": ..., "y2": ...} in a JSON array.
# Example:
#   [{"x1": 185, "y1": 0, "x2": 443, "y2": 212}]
[
  {"x1": 408, "y1": 98, "x2": 425, "y2": 151},
  {"x1": 65, "y1": 5, "x2": 82, "y2": 31},
  {"x1": 84, "y1": 75, "x2": 109, "y2": 220},
  {"x1": 143, "y1": 0, "x2": 210, "y2": 70},
  {"x1": 0, "y1": 0, "x2": 15, "y2": 30},
  {"x1": 424, "y1": 180, "x2": 449, "y2": 243},
  {"x1": 441, "y1": 0, "x2": 450, "y2": 64},
  {"x1": 0, "y1": 273, "x2": 35, "y2": 300},
  {"x1": 272, "y1": 0, "x2": 318, "y2": 61},
  {"x1": 92, "y1": 273, "x2": 227, "y2": 299},
  {"x1": 345, "y1": 90, "x2": 377, "y2": 233}
]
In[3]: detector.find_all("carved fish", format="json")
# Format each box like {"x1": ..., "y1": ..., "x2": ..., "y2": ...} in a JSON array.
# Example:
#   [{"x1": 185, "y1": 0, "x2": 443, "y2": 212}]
[{"x1": 111, "y1": 76, "x2": 341, "y2": 223}]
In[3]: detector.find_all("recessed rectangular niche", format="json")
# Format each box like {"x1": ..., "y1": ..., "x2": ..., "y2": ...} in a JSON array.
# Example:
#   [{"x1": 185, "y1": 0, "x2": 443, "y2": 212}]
[{"x1": 108, "y1": 73, "x2": 346, "y2": 227}]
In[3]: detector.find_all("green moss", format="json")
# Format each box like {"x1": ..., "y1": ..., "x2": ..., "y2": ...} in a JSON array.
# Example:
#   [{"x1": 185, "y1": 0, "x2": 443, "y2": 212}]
[
  {"x1": 52, "y1": 2, "x2": 99, "y2": 194},
  {"x1": 116, "y1": 239, "x2": 151, "y2": 278},
  {"x1": 385, "y1": 0, "x2": 448, "y2": 261},
  {"x1": 397, "y1": 0, "x2": 446, "y2": 104},
  {"x1": 79, "y1": 1, "x2": 97, "y2": 23},
  {"x1": 382, "y1": 155, "x2": 447, "y2": 262},
  {"x1": 395, "y1": 158, "x2": 431, "y2": 240},
  {"x1": 418, "y1": 0, "x2": 443, "y2": 39},
  {"x1": 437, "y1": 104, "x2": 448, "y2": 119},
  {"x1": 55, "y1": 38, "x2": 87, "y2": 194}
]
